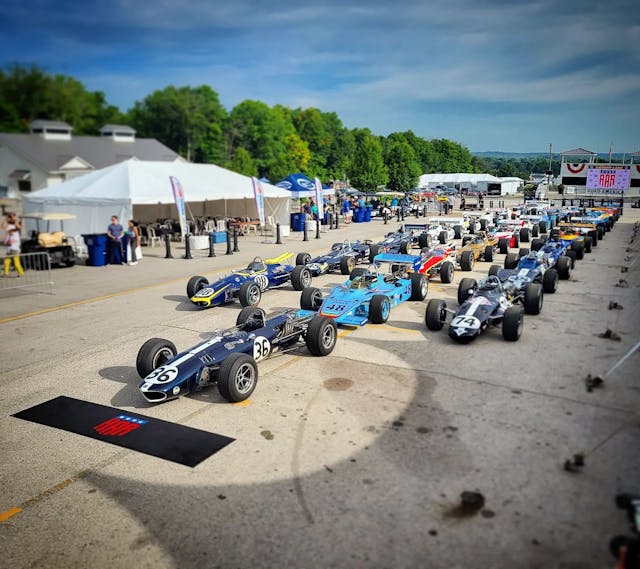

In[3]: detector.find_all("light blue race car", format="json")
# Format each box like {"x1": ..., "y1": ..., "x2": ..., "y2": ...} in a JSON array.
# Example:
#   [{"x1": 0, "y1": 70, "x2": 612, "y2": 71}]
[{"x1": 298, "y1": 253, "x2": 429, "y2": 326}]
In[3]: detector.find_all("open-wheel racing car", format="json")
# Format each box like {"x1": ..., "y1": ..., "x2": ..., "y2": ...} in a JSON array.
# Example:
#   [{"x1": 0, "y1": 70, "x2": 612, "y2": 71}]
[
  {"x1": 425, "y1": 275, "x2": 524, "y2": 342},
  {"x1": 187, "y1": 252, "x2": 312, "y2": 308},
  {"x1": 417, "y1": 244, "x2": 456, "y2": 283},
  {"x1": 304, "y1": 240, "x2": 371, "y2": 276},
  {"x1": 300, "y1": 253, "x2": 428, "y2": 326},
  {"x1": 368, "y1": 227, "x2": 417, "y2": 260},
  {"x1": 136, "y1": 308, "x2": 338, "y2": 403},
  {"x1": 457, "y1": 232, "x2": 499, "y2": 270}
]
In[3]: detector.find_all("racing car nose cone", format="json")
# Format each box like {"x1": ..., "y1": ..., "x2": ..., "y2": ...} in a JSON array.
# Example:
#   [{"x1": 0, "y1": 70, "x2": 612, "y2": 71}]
[{"x1": 141, "y1": 390, "x2": 168, "y2": 403}]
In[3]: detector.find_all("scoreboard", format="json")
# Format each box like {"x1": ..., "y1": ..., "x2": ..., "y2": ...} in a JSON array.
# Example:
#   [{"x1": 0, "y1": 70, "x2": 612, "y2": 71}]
[{"x1": 586, "y1": 165, "x2": 631, "y2": 192}]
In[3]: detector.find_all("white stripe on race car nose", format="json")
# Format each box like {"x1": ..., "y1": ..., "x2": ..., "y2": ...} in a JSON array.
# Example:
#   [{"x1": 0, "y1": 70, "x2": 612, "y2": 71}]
[
  {"x1": 171, "y1": 336, "x2": 224, "y2": 366},
  {"x1": 464, "y1": 298, "x2": 485, "y2": 316}
]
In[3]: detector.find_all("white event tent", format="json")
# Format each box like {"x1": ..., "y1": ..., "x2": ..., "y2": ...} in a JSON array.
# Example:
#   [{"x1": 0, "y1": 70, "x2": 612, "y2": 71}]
[
  {"x1": 418, "y1": 173, "x2": 503, "y2": 187},
  {"x1": 22, "y1": 160, "x2": 292, "y2": 236}
]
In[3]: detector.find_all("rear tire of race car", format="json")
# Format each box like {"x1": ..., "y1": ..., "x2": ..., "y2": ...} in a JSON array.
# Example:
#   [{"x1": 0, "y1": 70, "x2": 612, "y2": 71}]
[
  {"x1": 369, "y1": 244, "x2": 381, "y2": 262},
  {"x1": 565, "y1": 250, "x2": 577, "y2": 268},
  {"x1": 483, "y1": 245, "x2": 494, "y2": 262},
  {"x1": 457, "y1": 277, "x2": 478, "y2": 305},
  {"x1": 479, "y1": 219, "x2": 488, "y2": 231},
  {"x1": 488, "y1": 264, "x2": 500, "y2": 277},
  {"x1": 460, "y1": 250, "x2": 475, "y2": 271},
  {"x1": 556, "y1": 256, "x2": 572, "y2": 279},
  {"x1": 418, "y1": 233, "x2": 431, "y2": 249},
  {"x1": 462, "y1": 235, "x2": 473, "y2": 247},
  {"x1": 520, "y1": 227, "x2": 530, "y2": 243},
  {"x1": 425, "y1": 299, "x2": 447, "y2": 331},
  {"x1": 300, "y1": 287, "x2": 323, "y2": 311},
  {"x1": 453, "y1": 225, "x2": 462, "y2": 239},
  {"x1": 239, "y1": 281, "x2": 261, "y2": 307},
  {"x1": 502, "y1": 306, "x2": 524, "y2": 341},
  {"x1": 440, "y1": 261, "x2": 454, "y2": 283},
  {"x1": 369, "y1": 295, "x2": 391, "y2": 324},
  {"x1": 584, "y1": 236, "x2": 592, "y2": 254},
  {"x1": 217, "y1": 353, "x2": 258, "y2": 403},
  {"x1": 498, "y1": 238, "x2": 509, "y2": 255},
  {"x1": 531, "y1": 224, "x2": 539, "y2": 238},
  {"x1": 597, "y1": 226, "x2": 605, "y2": 240},
  {"x1": 589, "y1": 230, "x2": 598, "y2": 247},
  {"x1": 605, "y1": 220, "x2": 612, "y2": 232},
  {"x1": 236, "y1": 306, "x2": 266, "y2": 329},
  {"x1": 518, "y1": 247, "x2": 529, "y2": 259},
  {"x1": 340, "y1": 255, "x2": 356, "y2": 275},
  {"x1": 399, "y1": 241, "x2": 409, "y2": 254},
  {"x1": 305, "y1": 317, "x2": 337, "y2": 356},
  {"x1": 543, "y1": 268, "x2": 559, "y2": 293},
  {"x1": 571, "y1": 241, "x2": 584, "y2": 260},
  {"x1": 290, "y1": 265, "x2": 312, "y2": 291},
  {"x1": 296, "y1": 252, "x2": 311, "y2": 265},
  {"x1": 187, "y1": 275, "x2": 208, "y2": 298},
  {"x1": 538, "y1": 221, "x2": 547, "y2": 234},
  {"x1": 524, "y1": 282, "x2": 543, "y2": 315},
  {"x1": 438, "y1": 231, "x2": 447, "y2": 244},
  {"x1": 504, "y1": 252, "x2": 519, "y2": 269},
  {"x1": 136, "y1": 338, "x2": 177, "y2": 378},
  {"x1": 531, "y1": 238, "x2": 543, "y2": 252},
  {"x1": 410, "y1": 273, "x2": 428, "y2": 301}
]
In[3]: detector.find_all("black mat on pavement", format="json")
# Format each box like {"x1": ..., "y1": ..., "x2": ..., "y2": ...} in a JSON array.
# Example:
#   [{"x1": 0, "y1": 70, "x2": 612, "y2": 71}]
[{"x1": 13, "y1": 396, "x2": 235, "y2": 467}]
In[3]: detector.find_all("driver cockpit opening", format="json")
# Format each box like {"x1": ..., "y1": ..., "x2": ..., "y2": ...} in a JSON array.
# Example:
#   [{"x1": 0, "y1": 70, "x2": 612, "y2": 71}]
[{"x1": 246, "y1": 257, "x2": 266, "y2": 272}]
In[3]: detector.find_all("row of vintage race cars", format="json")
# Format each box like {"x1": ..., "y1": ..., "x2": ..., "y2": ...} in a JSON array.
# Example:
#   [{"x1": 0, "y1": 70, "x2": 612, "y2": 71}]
[{"x1": 135, "y1": 202, "x2": 621, "y2": 406}]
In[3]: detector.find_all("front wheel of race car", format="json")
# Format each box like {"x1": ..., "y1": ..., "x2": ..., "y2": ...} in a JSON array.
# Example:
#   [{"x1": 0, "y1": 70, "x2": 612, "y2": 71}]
[
  {"x1": 565, "y1": 250, "x2": 577, "y2": 268},
  {"x1": 399, "y1": 241, "x2": 409, "y2": 254},
  {"x1": 584, "y1": 236, "x2": 592, "y2": 254},
  {"x1": 236, "y1": 306, "x2": 267, "y2": 329},
  {"x1": 462, "y1": 235, "x2": 473, "y2": 247},
  {"x1": 498, "y1": 238, "x2": 509, "y2": 254},
  {"x1": 369, "y1": 244, "x2": 381, "y2": 262},
  {"x1": 504, "y1": 252, "x2": 519, "y2": 269},
  {"x1": 457, "y1": 277, "x2": 478, "y2": 305},
  {"x1": 410, "y1": 273, "x2": 429, "y2": 300},
  {"x1": 340, "y1": 255, "x2": 356, "y2": 275},
  {"x1": 369, "y1": 294, "x2": 391, "y2": 324},
  {"x1": 438, "y1": 231, "x2": 448, "y2": 244},
  {"x1": 305, "y1": 317, "x2": 337, "y2": 356},
  {"x1": 538, "y1": 221, "x2": 547, "y2": 234},
  {"x1": 418, "y1": 233, "x2": 431, "y2": 249},
  {"x1": 217, "y1": 353, "x2": 258, "y2": 403},
  {"x1": 531, "y1": 238, "x2": 544, "y2": 252},
  {"x1": 543, "y1": 268, "x2": 559, "y2": 293},
  {"x1": 520, "y1": 227, "x2": 530, "y2": 243},
  {"x1": 238, "y1": 281, "x2": 262, "y2": 307},
  {"x1": 571, "y1": 241, "x2": 584, "y2": 260},
  {"x1": 532, "y1": 224, "x2": 539, "y2": 238},
  {"x1": 459, "y1": 250, "x2": 475, "y2": 271},
  {"x1": 440, "y1": 261, "x2": 454, "y2": 283},
  {"x1": 483, "y1": 245, "x2": 494, "y2": 262},
  {"x1": 589, "y1": 230, "x2": 598, "y2": 247},
  {"x1": 136, "y1": 338, "x2": 177, "y2": 378},
  {"x1": 556, "y1": 256, "x2": 572, "y2": 279},
  {"x1": 290, "y1": 265, "x2": 312, "y2": 290},
  {"x1": 296, "y1": 252, "x2": 311, "y2": 265},
  {"x1": 453, "y1": 225, "x2": 462, "y2": 239},
  {"x1": 187, "y1": 275, "x2": 208, "y2": 298},
  {"x1": 425, "y1": 299, "x2": 447, "y2": 331},
  {"x1": 597, "y1": 226, "x2": 605, "y2": 240},
  {"x1": 518, "y1": 247, "x2": 530, "y2": 259},
  {"x1": 488, "y1": 264, "x2": 500, "y2": 276},
  {"x1": 502, "y1": 306, "x2": 524, "y2": 341},
  {"x1": 524, "y1": 282, "x2": 544, "y2": 315},
  {"x1": 300, "y1": 287, "x2": 323, "y2": 311}
]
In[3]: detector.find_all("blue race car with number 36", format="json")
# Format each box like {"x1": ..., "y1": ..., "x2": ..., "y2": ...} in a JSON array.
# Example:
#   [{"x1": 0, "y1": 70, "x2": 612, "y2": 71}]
[
  {"x1": 187, "y1": 252, "x2": 312, "y2": 308},
  {"x1": 136, "y1": 307, "x2": 338, "y2": 403},
  {"x1": 298, "y1": 253, "x2": 428, "y2": 326}
]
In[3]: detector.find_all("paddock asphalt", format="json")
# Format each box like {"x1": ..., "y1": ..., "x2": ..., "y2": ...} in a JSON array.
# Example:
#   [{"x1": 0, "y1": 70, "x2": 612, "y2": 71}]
[{"x1": 1, "y1": 201, "x2": 639, "y2": 569}]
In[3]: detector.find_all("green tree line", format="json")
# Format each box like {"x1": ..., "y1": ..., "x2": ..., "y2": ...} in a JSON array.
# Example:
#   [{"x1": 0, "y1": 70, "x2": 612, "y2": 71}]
[{"x1": 1, "y1": 64, "x2": 532, "y2": 191}]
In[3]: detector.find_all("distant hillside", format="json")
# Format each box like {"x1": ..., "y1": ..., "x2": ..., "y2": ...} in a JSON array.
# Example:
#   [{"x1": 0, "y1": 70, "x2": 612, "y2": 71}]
[{"x1": 474, "y1": 151, "x2": 629, "y2": 160}]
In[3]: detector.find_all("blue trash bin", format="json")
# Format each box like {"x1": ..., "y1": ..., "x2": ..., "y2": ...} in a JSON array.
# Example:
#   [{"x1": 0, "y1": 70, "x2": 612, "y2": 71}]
[
  {"x1": 82, "y1": 233, "x2": 108, "y2": 267},
  {"x1": 353, "y1": 207, "x2": 364, "y2": 223},
  {"x1": 290, "y1": 212, "x2": 305, "y2": 232},
  {"x1": 364, "y1": 205, "x2": 373, "y2": 222}
]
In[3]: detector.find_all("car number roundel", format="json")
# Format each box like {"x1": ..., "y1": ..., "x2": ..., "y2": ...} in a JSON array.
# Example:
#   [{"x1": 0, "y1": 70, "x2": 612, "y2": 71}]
[
  {"x1": 195, "y1": 287, "x2": 214, "y2": 297},
  {"x1": 254, "y1": 275, "x2": 269, "y2": 290},
  {"x1": 253, "y1": 336, "x2": 271, "y2": 361},
  {"x1": 144, "y1": 365, "x2": 179, "y2": 384},
  {"x1": 451, "y1": 315, "x2": 481, "y2": 329}
]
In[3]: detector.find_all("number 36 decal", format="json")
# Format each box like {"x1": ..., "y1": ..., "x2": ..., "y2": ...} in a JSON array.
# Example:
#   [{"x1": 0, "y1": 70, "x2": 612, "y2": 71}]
[
  {"x1": 253, "y1": 336, "x2": 271, "y2": 361},
  {"x1": 451, "y1": 315, "x2": 481, "y2": 329}
]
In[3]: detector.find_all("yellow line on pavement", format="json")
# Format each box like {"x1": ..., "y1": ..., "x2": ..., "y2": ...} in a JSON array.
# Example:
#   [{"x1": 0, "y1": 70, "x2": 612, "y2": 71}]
[{"x1": 0, "y1": 507, "x2": 22, "y2": 522}]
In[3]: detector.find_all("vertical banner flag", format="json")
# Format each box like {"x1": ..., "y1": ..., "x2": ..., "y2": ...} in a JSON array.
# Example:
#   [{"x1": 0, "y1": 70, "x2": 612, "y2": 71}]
[
  {"x1": 170, "y1": 176, "x2": 188, "y2": 238},
  {"x1": 314, "y1": 177, "x2": 324, "y2": 220},
  {"x1": 251, "y1": 177, "x2": 266, "y2": 226}
]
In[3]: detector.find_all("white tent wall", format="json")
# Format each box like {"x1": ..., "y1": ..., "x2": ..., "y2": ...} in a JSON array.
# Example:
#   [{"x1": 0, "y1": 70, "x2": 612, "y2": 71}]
[{"x1": 22, "y1": 160, "x2": 292, "y2": 235}]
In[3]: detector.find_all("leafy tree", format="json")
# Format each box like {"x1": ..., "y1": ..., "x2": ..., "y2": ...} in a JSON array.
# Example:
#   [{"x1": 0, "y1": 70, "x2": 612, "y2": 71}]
[
  {"x1": 384, "y1": 139, "x2": 422, "y2": 192},
  {"x1": 349, "y1": 129, "x2": 388, "y2": 191},
  {"x1": 129, "y1": 85, "x2": 227, "y2": 162},
  {"x1": 227, "y1": 147, "x2": 257, "y2": 177}
]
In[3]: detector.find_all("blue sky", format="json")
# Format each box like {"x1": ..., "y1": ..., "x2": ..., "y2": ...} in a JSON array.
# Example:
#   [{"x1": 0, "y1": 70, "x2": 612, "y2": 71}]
[{"x1": 1, "y1": 0, "x2": 638, "y2": 153}]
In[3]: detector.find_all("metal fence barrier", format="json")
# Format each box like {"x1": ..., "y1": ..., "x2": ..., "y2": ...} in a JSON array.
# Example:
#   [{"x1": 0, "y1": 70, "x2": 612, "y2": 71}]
[{"x1": 1, "y1": 251, "x2": 53, "y2": 294}]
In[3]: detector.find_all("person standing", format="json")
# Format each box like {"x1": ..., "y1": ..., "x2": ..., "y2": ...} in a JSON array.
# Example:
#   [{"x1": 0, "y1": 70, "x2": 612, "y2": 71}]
[
  {"x1": 127, "y1": 219, "x2": 140, "y2": 266},
  {"x1": 2, "y1": 212, "x2": 24, "y2": 277},
  {"x1": 448, "y1": 194, "x2": 455, "y2": 213},
  {"x1": 107, "y1": 215, "x2": 124, "y2": 265}
]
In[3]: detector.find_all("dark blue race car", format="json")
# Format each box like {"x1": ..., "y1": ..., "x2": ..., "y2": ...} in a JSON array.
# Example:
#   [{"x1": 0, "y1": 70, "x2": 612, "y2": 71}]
[
  {"x1": 136, "y1": 308, "x2": 337, "y2": 403},
  {"x1": 305, "y1": 240, "x2": 371, "y2": 276},
  {"x1": 187, "y1": 252, "x2": 312, "y2": 309}
]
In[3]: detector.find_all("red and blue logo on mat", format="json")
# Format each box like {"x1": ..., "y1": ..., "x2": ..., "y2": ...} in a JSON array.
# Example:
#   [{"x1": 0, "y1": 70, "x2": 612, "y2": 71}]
[{"x1": 93, "y1": 414, "x2": 149, "y2": 437}]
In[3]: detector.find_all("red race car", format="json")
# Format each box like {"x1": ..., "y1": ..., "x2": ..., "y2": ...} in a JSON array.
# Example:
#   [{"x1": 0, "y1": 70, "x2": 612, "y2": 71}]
[{"x1": 416, "y1": 244, "x2": 456, "y2": 283}]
